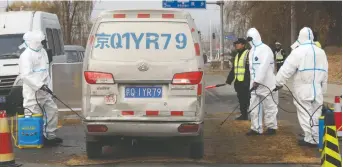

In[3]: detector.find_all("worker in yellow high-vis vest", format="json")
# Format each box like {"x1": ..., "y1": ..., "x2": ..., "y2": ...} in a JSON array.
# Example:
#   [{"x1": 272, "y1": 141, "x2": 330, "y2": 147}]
[
  {"x1": 313, "y1": 32, "x2": 322, "y2": 48},
  {"x1": 274, "y1": 42, "x2": 287, "y2": 72},
  {"x1": 226, "y1": 38, "x2": 250, "y2": 120}
]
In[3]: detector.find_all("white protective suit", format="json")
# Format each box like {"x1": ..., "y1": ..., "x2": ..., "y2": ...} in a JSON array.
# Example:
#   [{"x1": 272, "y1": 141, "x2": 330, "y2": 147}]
[
  {"x1": 247, "y1": 28, "x2": 278, "y2": 134},
  {"x1": 276, "y1": 27, "x2": 328, "y2": 144},
  {"x1": 19, "y1": 31, "x2": 58, "y2": 140}
]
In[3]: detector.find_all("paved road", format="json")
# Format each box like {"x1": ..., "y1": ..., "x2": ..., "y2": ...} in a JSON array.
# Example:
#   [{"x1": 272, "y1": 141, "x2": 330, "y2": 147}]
[{"x1": 14, "y1": 74, "x2": 320, "y2": 167}]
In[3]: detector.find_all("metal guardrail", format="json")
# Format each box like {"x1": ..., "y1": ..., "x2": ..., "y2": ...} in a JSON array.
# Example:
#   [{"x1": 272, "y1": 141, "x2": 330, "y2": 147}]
[{"x1": 51, "y1": 63, "x2": 83, "y2": 111}]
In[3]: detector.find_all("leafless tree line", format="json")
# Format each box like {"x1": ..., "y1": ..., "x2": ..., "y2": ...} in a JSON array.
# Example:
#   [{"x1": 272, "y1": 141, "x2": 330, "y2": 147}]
[
  {"x1": 8, "y1": 1, "x2": 94, "y2": 46},
  {"x1": 224, "y1": 1, "x2": 341, "y2": 51}
]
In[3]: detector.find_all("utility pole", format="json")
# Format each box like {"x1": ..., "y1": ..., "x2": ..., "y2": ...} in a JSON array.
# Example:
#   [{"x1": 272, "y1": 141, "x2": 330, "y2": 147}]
[
  {"x1": 6, "y1": 0, "x2": 9, "y2": 12},
  {"x1": 218, "y1": 1, "x2": 224, "y2": 70},
  {"x1": 207, "y1": 0, "x2": 225, "y2": 70},
  {"x1": 79, "y1": 22, "x2": 83, "y2": 46},
  {"x1": 209, "y1": 19, "x2": 212, "y2": 61},
  {"x1": 291, "y1": 1, "x2": 296, "y2": 44}
]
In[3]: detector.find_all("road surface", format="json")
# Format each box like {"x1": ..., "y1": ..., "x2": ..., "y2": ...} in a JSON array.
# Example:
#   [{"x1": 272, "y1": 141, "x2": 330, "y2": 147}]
[{"x1": 13, "y1": 73, "x2": 322, "y2": 167}]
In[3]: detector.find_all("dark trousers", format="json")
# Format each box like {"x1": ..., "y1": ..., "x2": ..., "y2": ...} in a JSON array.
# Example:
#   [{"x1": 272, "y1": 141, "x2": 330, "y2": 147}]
[
  {"x1": 235, "y1": 85, "x2": 251, "y2": 117},
  {"x1": 276, "y1": 62, "x2": 283, "y2": 72}
]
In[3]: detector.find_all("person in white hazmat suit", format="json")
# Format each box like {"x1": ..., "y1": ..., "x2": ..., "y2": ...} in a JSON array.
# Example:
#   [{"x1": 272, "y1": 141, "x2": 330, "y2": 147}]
[
  {"x1": 246, "y1": 28, "x2": 278, "y2": 136},
  {"x1": 19, "y1": 30, "x2": 63, "y2": 145},
  {"x1": 275, "y1": 27, "x2": 328, "y2": 147}
]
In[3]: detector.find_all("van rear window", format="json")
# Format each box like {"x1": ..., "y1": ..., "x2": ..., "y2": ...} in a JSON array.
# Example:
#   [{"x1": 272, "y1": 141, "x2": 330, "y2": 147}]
[{"x1": 91, "y1": 22, "x2": 194, "y2": 62}]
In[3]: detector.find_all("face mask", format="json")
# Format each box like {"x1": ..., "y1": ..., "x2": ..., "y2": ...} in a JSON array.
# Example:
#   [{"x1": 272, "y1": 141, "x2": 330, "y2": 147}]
[
  {"x1": 41, "y1": 40, "x2": 47, "y2": 49},
  {"x1": 27, "y1": 41, "x2": 43, "y2": 52},
  {"x1": 246, "y1": 37, "x2": 253, "y2": 47}
]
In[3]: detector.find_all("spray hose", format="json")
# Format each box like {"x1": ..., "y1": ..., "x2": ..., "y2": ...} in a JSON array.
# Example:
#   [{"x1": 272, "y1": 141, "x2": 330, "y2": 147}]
[{"x1": 206, "y1": 83, "x2": 323, "y2": 144}]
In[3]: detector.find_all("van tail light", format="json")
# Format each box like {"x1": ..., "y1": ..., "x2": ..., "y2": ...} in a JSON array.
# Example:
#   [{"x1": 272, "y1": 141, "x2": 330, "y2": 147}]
[
  {"x1": 113, "y1": 14, "x2": 126, "y2": 18},
  {"x1": 137, "y1": 14, "x2": 150, "y2": 18},
  {"x1": 172, "y1": 71, "x2": 203, "y2": 85},
  {"x1": 84, "y1": 71, "x2": 114, "y2": 84},
  {"x1": 171, "y1": 111, "x2": 183, "y2": 116},
  {"x1": 197, "y1": 84, "x2": 202, "y2": 96},
  {"x1": 194, "y1": 43, "x2": 200, "y2": 56},
  {"x1": 162, "y1": 14, "x2": 174, "y2": 18},
  {"x1": 178, "y1": 123, "x2": 199, "y2": 133},
  {"x1": 122, "y1": 111, "x2": 134, "y2": 116},
  {"x1": 87, "y1": 125, "x2": 108, "y2": 132}
]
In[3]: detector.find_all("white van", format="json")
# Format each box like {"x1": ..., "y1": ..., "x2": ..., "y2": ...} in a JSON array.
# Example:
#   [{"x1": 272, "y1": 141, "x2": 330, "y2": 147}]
[
  {"x1": 0, "y1": 11, "x2": 64, "y2": 97},
  {"x1": 83, "y1": 9, "x2": 205, "y2": 159}
]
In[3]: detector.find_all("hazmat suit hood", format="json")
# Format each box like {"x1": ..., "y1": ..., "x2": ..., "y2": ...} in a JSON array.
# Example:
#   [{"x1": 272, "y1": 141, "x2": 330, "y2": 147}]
[
  {"x1": 290, "y1": 27, "x2": 314, "y2": 50},
  {"x1": 246, "y1": 28, "x2": 262, "y2": 47},
  {"x1": 22, "y1": 31, "x2": 45, "y2": 52}
]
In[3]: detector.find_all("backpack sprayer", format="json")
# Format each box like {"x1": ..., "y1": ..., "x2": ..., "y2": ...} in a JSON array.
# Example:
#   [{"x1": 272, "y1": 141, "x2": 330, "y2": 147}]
[{"x1": 5, "y1": 85, "x2": 83, "y2": 149}]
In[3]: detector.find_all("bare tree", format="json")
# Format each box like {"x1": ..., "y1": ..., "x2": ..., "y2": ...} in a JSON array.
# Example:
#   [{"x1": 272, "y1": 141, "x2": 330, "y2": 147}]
[
  {"x1": 224, "y1": 1, "x2": 342, "y2": 50},
  {"x1": 9, "y1": 1, "x2": 94, "y2": 46}
]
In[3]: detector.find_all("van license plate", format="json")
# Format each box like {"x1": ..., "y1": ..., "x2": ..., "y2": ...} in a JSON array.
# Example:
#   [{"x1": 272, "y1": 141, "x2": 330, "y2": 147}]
[
  {"x1": 125, "y1": 87, "x2": 162, "y2": 98},
  {"x1": 104, "y1": 94, "x2": 116, "y2": 104}
]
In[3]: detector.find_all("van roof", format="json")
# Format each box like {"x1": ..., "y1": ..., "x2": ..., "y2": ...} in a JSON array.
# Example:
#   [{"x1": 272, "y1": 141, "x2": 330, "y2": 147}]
[
  {"x1": 2, "y1": 11, "x2": 57, "y2": 17},
  {"x1": 0, "y1": 11, "x2": 59, "y2": 35},
  {"x1": 97, "y1": 9, "x2": 192, "y2": 20}
]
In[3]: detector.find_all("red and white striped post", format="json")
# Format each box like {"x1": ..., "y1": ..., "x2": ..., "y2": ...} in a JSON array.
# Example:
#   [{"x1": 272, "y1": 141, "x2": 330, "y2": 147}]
[{"x1": 334, "y1": 96, "x2": 342, "y2": 137}]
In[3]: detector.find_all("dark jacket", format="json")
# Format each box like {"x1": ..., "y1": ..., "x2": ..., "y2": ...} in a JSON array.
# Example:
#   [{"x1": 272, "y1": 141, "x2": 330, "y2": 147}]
[
  {"x1": 226, "y1": 49, "x2": 250, "y2": 90},
  {"x1": 203, "y1": 54, "x2": 207, "y2": 64},
  {"x1": 273, "y1": 48, "x2": 287, "y2": 62}
]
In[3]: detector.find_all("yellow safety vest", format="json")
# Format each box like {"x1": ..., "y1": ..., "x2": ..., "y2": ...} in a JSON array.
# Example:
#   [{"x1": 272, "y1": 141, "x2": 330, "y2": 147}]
[
  {"x1": 314, "y1": 41, "x2": 321, "y2": 48},
  {"x1": 234, "y1": 50, "x2": 249, "y2": 82},
  {"x1": 276, "y1": 50, "x2": 283, "y2": 60}
]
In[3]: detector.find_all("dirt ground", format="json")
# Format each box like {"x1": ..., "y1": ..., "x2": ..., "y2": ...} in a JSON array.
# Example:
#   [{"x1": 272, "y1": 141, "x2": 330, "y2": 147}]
[
  {"x1": 64, "y1": 115, "x2": 320, "y2": 166},
  {"x1": 325, "y1": 46, "x2": 342, "y2": 84}
]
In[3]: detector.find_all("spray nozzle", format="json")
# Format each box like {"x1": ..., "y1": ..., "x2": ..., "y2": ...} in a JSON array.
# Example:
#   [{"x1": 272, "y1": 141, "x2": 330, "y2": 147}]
[{"x1": 40, "y1": 85, "x2": 54, "y2": 96}]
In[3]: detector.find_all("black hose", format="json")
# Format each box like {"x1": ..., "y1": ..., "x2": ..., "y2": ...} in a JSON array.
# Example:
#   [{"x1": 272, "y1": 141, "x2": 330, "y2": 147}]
[
  {"x1": 220, "y1": 87, "x2": 256, "y2": 125},
  {"x1": 35, "y1": 90, "x2": 48, "y2": 139},
  {"x1": 256, "y1": 83, "x2": 321, "y2": 144},
  {"x1": 219, "y1": 82, "x2": 322, "y2": 144},
  {"x1": 220, "y1": 103, "x2": 240, "y2": 126},
  {"x1": 23, "y1": 107, "x2": 34, "y2": 114},
  {"x1": 51, "y1": 94, "x2": 85, "y2": 120}
]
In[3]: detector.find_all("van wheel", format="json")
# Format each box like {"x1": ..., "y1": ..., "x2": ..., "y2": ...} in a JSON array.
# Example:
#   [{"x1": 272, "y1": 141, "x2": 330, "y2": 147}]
[
  {"x1": 86, "y1": 141, "x2": 103, "y2": 159},
  {"x1": 189, "y1": 141, "x2": 204, "y2": 159}
]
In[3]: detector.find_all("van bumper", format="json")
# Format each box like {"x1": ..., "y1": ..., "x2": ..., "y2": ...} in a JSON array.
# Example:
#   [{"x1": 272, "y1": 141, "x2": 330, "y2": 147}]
[{"x1": 83, "y1": 121, "x2": 203, "y2": 138}]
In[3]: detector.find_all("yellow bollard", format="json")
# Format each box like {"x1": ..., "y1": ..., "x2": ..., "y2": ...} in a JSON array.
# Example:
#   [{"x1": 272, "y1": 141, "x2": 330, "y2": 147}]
[{"x1": 321, "y1": 112, "x2": 341, "y2": 167}]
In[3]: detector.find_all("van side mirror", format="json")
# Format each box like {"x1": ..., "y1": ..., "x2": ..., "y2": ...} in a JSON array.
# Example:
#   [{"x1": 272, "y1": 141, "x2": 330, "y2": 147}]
[{"x1": 47, "y1": 49, "x2": 53, "y2": 63}]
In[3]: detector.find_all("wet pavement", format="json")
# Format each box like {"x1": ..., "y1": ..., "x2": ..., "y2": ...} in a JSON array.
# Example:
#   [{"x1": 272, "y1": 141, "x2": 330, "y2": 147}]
[{"x1": 13, "y1": 74, "x2": 323, "y2": 167}]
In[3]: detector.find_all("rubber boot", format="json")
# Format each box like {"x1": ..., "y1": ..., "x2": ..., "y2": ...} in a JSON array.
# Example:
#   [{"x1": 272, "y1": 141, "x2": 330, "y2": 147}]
[
  {"x1": 246, "y1": 130, "x2": 261, "y2": 136},
  {"x1": 264, "y1": 128, "x2": 276, "y2": 135},
  {"x1": 297, "y1": 139, "x2": 317, "y2": 148},
  {"x1": 235, "y1": 114, "x2": 248, "y2": 120},
  {"x1": 44, "y1": 137, "x2": 63, "y2": 146}
]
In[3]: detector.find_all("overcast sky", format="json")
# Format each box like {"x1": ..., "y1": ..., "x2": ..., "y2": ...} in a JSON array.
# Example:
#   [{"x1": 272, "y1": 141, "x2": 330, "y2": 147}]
[{"x1": 92, "y1": 0, "x2": 221, "y2": 36}]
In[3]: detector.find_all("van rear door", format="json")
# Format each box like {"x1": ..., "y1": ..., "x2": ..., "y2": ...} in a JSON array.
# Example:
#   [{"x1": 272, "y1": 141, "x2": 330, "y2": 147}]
[{"x1": 84, "y1": 11, "x2": 204, "y2": 121}]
